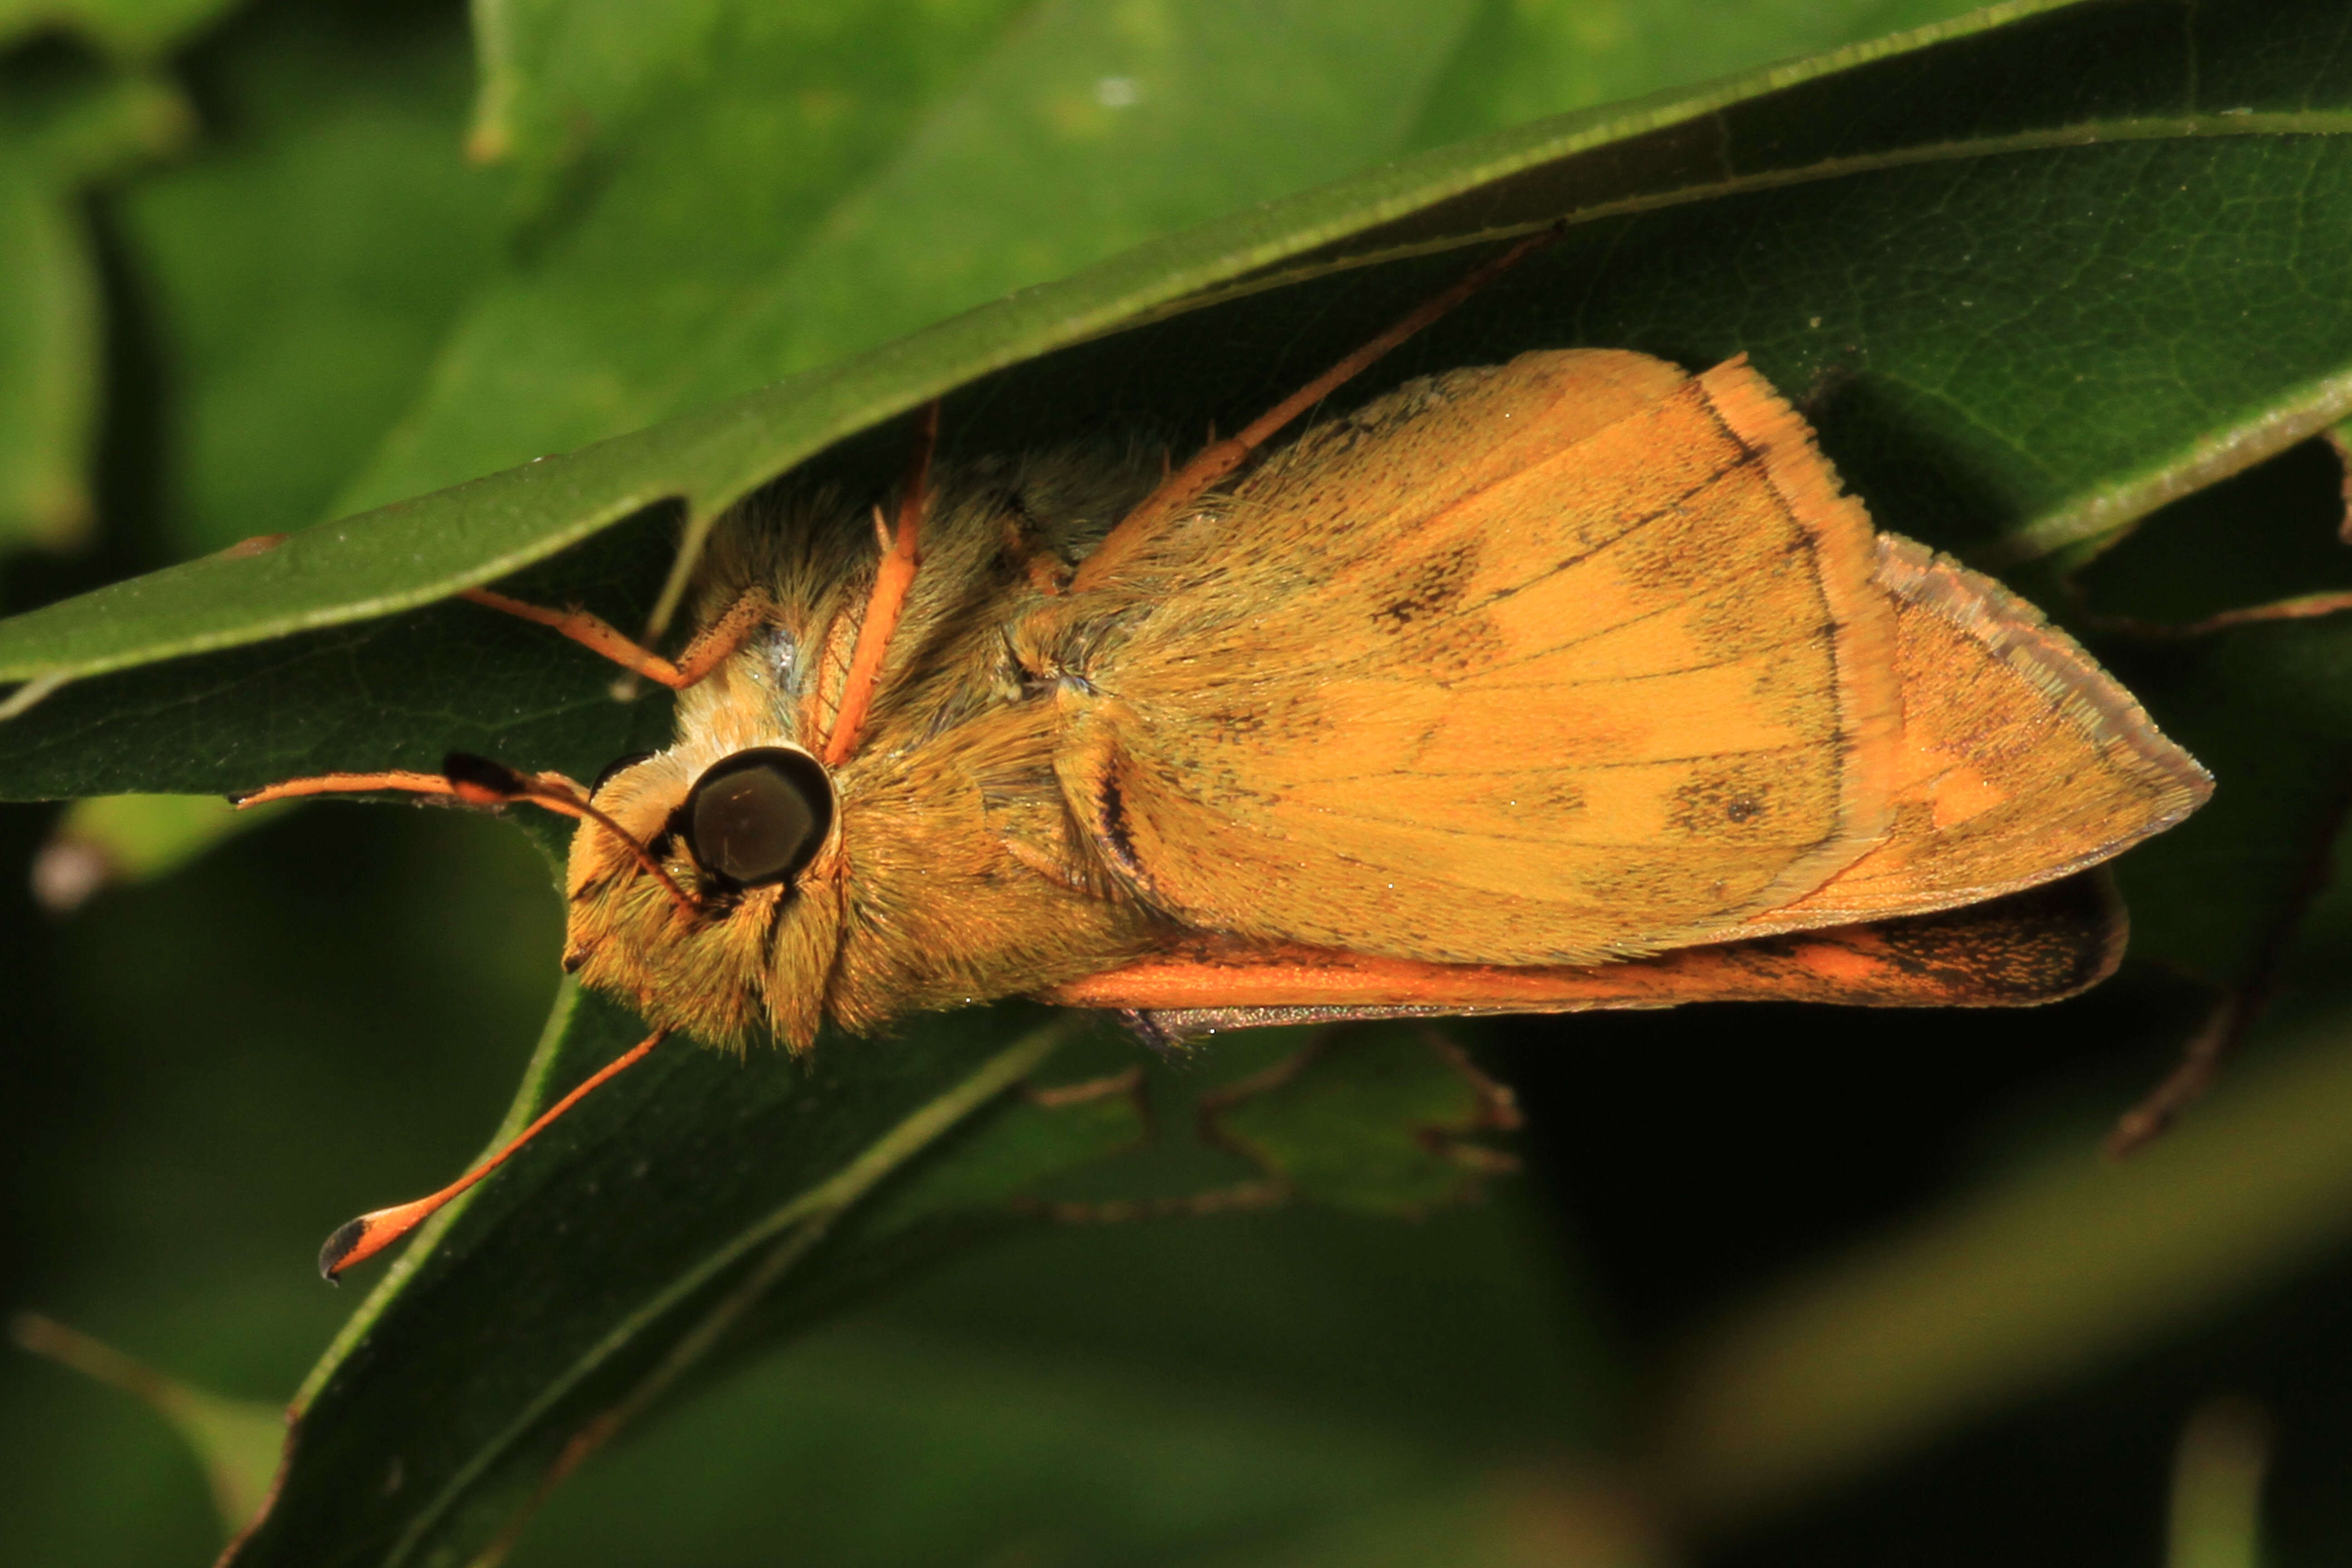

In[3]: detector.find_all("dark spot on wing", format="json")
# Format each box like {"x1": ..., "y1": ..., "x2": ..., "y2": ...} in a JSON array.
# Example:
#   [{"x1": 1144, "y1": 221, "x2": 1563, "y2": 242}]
[
  {"x1": 1536, "y1": 778, "x2": 1588, "y2": 814},
  {"x1": 1094, "y1": 770, "x2": 1145, "y2": 881},
  {"x1": 1619, "y1": 500, "x2": 1726, "y2": 595},
  {"x1": 1201, "y1": 708, "x2": 1265, "y2": 740},
  {"x1": 1372, "y1": 540, "x2": 1481, "y2": 630},
  {"x1": 1670, "y1": 764, "x2": 1777, "y2": 837},
  {"x1": 1394, "y1": 612, "x2": 1506, "y2": 679}
]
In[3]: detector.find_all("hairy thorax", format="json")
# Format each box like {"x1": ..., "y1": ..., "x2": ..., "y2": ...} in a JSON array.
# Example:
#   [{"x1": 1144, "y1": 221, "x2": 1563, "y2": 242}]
[{"x1": 565, "y1": 458, "x2": 1171, "y2": 1049}]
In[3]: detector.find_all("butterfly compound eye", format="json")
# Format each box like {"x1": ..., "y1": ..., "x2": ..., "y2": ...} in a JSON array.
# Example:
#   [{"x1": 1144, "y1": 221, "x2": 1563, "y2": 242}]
[{"x1": 681, "y1": 748, "x2": 834, "y2": 889}]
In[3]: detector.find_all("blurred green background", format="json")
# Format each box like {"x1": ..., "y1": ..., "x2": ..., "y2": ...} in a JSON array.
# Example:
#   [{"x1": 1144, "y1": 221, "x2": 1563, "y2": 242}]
[{"x1": 10, "y1": 0, "x2": 2352, "y2": 1564}]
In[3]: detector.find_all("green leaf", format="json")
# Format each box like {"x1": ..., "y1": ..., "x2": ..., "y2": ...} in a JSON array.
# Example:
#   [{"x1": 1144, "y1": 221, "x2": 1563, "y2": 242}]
[
  {"x1": 1404, "y1": 0, "x2": 1985, "y2": 149},
  {"x1": 0, "y1": 0, "x2": 240, "y2": 59},
  {"x1": 342, "y1": 0, "x2": 1479, "y2": 519},
  {"x1": 0, "y1": 162, "x2": 98, "y2": 551},
  {"x1": 1649, "y1": 1009, "x2": 2352, "y2": 1529},
  {"x1": 11, "y1": 1313, "x2": 284, "y2": 1537},
  {"x1": 226, "y1": 997, "x2": 1131, "y2": 1565},
  {"x1": 19, "y1": 0, "x2": 2352, "y2": 715},
  {"x1": 114, "y1": 3, "x2": 505, "y2": 558},
  {"x1": 0, "y1": 64, "x2": 189, "y2": 556},
  {"x1": 382, "y1": 0, "x2": 1985, "y2": 517},
  {"x1": 864, "y1": 1126, "x2": 1607, "y2": 1452},
  {"x1": 31, "y1": 1, "x2": 2352, "y2": 1560},
  {"x1": 0, "y1": 504, "x2": 680, "y2": 796},
  {"x1": 1204, "y1": 1028, "x2": 1522, "y2": 1216},
  {"x1": 226, "y1": 995, "x2": 1536, "y2": 1563},
  {"x1": 0, "y1": 50, "x2": 188, "y2": 177},
  {"x1": 2106, "y1": 611, "x2": 2352, "y2": 987},
  {"x1": 511, "y1": 1327, "x2": 1651, "y2": 1568},
  {"x1": 29, "y1": 791, "x2": 288, "y2": 911},
  {"x1": 2042, "y1": 436, "x2": 2352, "y2": 988},
  {"x1": 514, "y1": 1327, "x2": 1464, "y2": 1568},
  {"x1": 462, "y1": 0, "x2": 735, "y2": 173}
]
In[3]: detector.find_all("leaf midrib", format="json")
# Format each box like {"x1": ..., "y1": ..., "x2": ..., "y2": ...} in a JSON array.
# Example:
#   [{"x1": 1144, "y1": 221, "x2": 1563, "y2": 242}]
[
  {"x1": 1145, "y1": 111, "x2": 2352, "y2": 323},
  {"x1": 8, "y1": 0, "x2": 2342, "y2": 691},
  {"x1": 357, "y1": 1018, "x2": 1074, "y2": 1566}
]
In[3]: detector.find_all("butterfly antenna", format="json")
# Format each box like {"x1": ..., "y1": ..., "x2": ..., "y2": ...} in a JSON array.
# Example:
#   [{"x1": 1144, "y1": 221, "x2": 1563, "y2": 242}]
[
  {"x1": 235, "y1": 756, "x2": 700, "y2": 917},
  {"x1": 824, "y1": 400, "x2": 941, "y2": 766},
  {"x1": 318, "y1": 1029, "x2": 667, "y2": 1279},
  {"x1": 439, "y1": 754, "x2": 700, "y2": 916}
]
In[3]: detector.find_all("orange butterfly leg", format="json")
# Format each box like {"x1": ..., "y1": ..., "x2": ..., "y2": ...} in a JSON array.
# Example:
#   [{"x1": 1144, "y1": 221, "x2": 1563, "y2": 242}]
[
  {"x1": 1044, "y1": 876, "x2": 2126, "y2": 1031},
  {"x1": 824, "y1": 400, "x2": 942, "y2": 765},
  {"x1": 461, "y1": 587, "x2": 765, "y2": 691},
  {"x1": 318, "y1": 1028, "x2": 668, "y2": 1278},
  {"x1": 1069, "y1": 227, "x2": 1559, "y2": 593},
  {"x1": 667, "y1": 589, "x2": 774, "y2": 686}
]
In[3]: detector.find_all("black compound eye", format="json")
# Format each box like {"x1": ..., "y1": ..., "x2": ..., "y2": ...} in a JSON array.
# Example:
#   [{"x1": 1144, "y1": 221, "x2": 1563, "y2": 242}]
[
  {"x1": 589, "y1": 750, "x2": 655, "y2": 798},
  {"x1": 680, "y1": 747, "x2": 834, "y2": 889}
]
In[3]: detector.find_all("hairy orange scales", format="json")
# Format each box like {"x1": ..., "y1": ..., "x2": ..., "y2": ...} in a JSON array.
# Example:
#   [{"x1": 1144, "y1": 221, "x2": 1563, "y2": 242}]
[
  {"x1": 1020, "y1": 350, "x2": 2204, "y2": 995},
  {"x1": 1033, "y1": 351, "x2": 1906, "y2": 967},
  {"x1": 250, "y1": 240, "x2": 2210, "y2": 1277}
]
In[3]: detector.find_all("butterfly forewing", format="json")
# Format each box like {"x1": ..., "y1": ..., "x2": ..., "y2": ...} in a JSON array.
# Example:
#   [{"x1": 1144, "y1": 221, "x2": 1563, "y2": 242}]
[
  {"x1": 1049, "y1": 351, "x2": 1900, "y2": 965},
  {"x1": 1746, "y1": 536, "x2": 2212, "y2": 931}
]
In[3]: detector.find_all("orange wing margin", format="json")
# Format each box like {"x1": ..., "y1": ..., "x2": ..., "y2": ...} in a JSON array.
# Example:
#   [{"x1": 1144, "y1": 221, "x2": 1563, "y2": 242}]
[{"x1": 1740, "y1": 536, "x2": 2210, "y2": 930}]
